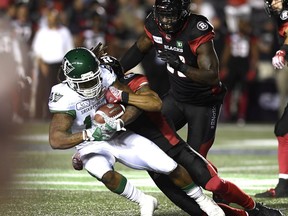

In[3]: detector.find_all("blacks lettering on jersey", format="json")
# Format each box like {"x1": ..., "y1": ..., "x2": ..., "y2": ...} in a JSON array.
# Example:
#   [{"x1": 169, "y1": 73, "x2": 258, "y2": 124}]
[{"x1": 144, "y1": 12, "x2": 225, "y2": 105}]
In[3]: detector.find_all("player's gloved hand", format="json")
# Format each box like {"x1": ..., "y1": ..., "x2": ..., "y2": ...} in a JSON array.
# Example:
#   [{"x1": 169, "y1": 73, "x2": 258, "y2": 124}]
[
  {"x1": 104, "y1": 117, "x2": 126, "y2": 132},
  {"x1": 93, "y1": 110, "x2": 126, "y2": 133},
  {"x1": 84, "y1": 121, "x2": 116, "y2": 141},
  {"x1": 272, "y1": 50, "x2": 286, "y2": 69},
  {"x1": 158, "y1": 50, "x2": 186, "y2": 72},
  {"x1": 105, "y1": 86, "x2": 129, "y2": 104}
]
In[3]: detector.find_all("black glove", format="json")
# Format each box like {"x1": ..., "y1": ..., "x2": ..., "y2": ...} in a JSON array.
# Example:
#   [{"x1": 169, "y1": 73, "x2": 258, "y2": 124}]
[{"x1": 158, "y1": 50, "x2": 184, "y2": 71}]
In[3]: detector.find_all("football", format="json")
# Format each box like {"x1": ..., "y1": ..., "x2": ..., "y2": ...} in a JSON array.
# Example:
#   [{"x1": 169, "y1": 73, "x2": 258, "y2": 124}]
[{"x1": 94, "y1": 103, "x2": 125, "y2": 124}]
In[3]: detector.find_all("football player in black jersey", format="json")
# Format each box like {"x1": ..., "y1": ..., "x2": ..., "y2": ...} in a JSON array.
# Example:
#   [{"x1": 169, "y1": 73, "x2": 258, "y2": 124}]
[
  {"x1": 120, "y1": 0, "x2": 226, "y2": 206},
  {"x1": 255, "y1": 0, "x2": 288, "y2": 198},
  {"x1": 120, "y1": 0, "x2": 225, "y2": 161},
  {"x1": 73, "y1": 53, "x2": 284, "y2": 216}
]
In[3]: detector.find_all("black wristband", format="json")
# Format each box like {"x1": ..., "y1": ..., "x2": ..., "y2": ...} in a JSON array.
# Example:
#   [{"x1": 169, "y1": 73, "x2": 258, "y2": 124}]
[
  {"x1": 281, "y1": 44, "x2": 288, "y2": 60},
  {"x1": 121, "y1": 91, "x2": 129, "y2": 104}
]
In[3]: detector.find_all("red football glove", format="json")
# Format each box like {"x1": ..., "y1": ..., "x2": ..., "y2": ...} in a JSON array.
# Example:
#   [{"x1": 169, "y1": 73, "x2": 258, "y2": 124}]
[
  {"x1": 272, "y1": 50, "x2": 286, "y2": 69},
  {"x1": 105, "y1": 86, "x2": 123, "y2": 103}
]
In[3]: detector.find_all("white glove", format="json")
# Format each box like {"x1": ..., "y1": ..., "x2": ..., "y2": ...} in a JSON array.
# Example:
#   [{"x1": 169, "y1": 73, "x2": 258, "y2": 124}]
[
  {"x1": 84, "y1": 121, "x2": 116, "y2": 141},
  {"x1": 104, "y1": 117, "x2": 126, "y2": 132},
  {"x1": 95, "y1": 110, "x2": 126, "y2": 132},
  {"x1": 272, "y1": 50, "x2": 286, "y2": 69}
]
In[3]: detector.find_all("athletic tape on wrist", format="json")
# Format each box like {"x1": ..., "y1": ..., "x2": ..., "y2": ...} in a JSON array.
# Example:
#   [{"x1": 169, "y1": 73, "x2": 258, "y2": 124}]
[{"x1": 82, "y1": 130, "x2": 88, "y2": 141}]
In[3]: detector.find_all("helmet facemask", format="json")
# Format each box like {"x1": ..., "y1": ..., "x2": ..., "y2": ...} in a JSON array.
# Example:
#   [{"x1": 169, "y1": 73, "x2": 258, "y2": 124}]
[
  {"x1": 66, "y1": 69, "x2": 102, "y2": 99},
  {"x1": 62, "y1": 47, "x2": 102, "y2": 99}
]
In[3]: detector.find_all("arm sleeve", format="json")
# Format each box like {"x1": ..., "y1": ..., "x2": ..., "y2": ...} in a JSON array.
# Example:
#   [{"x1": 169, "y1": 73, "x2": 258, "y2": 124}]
[{"x1": 120, "y1": 42, "x2": 146, "y2": 73}]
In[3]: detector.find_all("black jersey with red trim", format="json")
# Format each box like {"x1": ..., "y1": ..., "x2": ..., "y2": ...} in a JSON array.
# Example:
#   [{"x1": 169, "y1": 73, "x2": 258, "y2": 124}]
[
  {"x1": 119, "y1": 73, "x2": 186, "y2": 155},
  {"x1": 144, "y1": 12, "x2": 225, "y2": 105}
]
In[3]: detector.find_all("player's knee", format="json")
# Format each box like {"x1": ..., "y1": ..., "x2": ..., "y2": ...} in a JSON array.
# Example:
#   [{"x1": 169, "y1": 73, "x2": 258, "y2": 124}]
[
  {"x1": 274, "y1": 118, "x2": 288, "y2": 136},
  {"x1": 204, "y1": 175, "x2": 228, "y2": 194}
]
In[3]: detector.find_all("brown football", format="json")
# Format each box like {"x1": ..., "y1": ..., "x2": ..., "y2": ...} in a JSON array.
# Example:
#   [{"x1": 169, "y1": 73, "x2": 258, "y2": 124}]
[{"x1": 94, "y1": 103, "x2": 125, "y2": 124}]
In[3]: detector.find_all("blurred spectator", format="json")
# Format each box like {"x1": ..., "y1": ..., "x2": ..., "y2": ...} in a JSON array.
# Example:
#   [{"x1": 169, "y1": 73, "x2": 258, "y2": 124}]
[
  {"x1": 224, "y1": 0, "x2": 251, "y2": 33},
  {"x1": 82, "y1": 12, "x2": 106, "y2": 50},
  {"x1": 0, "y1": 11, "x2": 22, "y2": 195},
  {"x1": 11, "y1": 2, "x2": 34, "y2": 118},
  {"x1": 32, "y1": 7, "x2": 74, "y2": 120},
  {"x1": 11, "y1": 2, "x2": 33, "y2": 45},
  {"x1": 65, "y1": 0, "x2": 89, "y2": 47},
  {"x1": 257, "y1": 21, "x2": 277, "y2": 81},
  {"x1": 220, "y1": 17, "x2": 259, "y2": 125},
  {"x1": 190, "y1": 0, "x2": 226, "y2": 57}
]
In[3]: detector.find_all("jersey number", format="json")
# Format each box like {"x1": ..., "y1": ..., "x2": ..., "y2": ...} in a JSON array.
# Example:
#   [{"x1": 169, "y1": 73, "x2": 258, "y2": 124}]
[{"x1": 167, "y1": 55, "x2": 186, "y2": 78}]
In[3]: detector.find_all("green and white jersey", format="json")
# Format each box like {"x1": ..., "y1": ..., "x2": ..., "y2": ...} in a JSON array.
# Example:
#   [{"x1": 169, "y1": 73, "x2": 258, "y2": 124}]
[{"x1": 48, "y1": 65, "x2": 116, "y2": 133}]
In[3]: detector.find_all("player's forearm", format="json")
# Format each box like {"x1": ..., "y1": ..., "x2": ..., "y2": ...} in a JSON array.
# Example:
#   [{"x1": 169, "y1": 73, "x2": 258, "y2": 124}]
[
  {"x1": 127, "y1": 93, "x2": 162, "y2": 112},
  {"x1": 49, "y1": 131, "x2": 83, "y2": 150},
  {"x1": 182, "y1": 65, "x2": 219, "y2": 86},
  {"x1": 120, "y1": 105, "x2": 142, "y2": 126}
]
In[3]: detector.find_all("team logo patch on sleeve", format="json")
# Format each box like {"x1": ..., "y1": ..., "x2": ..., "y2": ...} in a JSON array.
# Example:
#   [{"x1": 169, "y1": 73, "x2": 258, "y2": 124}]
[
  {"x1": 197, "y1": 21, "x2": 208, "y2": 31},
  {"x1": 49, "y1": 92, "x2": 63, "y2": 102},
  {"x1": 280, "y1": 10, "x2": 288, "y2": 20}
]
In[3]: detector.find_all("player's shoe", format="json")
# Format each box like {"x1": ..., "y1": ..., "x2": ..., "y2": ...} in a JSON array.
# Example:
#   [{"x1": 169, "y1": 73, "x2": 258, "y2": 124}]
[
  {"x1": 196, "y1": 194, "x2": 225, "y2": 216},
  {"x1": 72, "y1": 152, "x2": 83, "y2": 170},
  {"x1": 139, "y1": 195, "x2": 158, "y2": 216},
  {"x1": 255, "y1": 179, "x2": 288, "y2": 198},
  {"x1": 246, "y1": 202, "x2": 284, "y2": 216}
]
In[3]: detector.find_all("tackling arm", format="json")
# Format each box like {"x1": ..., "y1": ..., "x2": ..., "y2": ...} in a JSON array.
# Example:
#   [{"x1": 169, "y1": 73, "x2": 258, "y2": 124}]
[
  {"x1": 49, "y1": 113, "x2": 83, "y2": 149},
  {"x1": 108, "y1": 79, "x2": 162, "y2": 111},
  {"x1": 120, "y1": 33, "x2": 153, "y2": 73}
]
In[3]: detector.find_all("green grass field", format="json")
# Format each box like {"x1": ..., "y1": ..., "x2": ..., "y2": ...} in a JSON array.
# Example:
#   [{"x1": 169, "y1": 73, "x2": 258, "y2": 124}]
[{"x1": 1, "y1": 122, "x2": 288, "y2": 216}]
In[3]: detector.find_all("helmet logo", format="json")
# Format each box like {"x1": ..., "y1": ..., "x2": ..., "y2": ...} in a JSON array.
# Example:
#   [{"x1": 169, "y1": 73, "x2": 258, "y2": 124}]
[
  {"x1": 62, "y1": 57, "x2": 75, "y2": 75},
  {"x1": 280, "y1": 10, "x2": 288, "y2": 20},
  {"x1": 197, "y1": 21, "x2": 208, "y2": 31}
]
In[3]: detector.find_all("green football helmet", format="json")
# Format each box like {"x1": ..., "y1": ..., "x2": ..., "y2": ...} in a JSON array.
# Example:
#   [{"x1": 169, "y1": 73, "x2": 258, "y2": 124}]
[{"x1": 61, "y1": 47, "x2": 102, "y2": 99}]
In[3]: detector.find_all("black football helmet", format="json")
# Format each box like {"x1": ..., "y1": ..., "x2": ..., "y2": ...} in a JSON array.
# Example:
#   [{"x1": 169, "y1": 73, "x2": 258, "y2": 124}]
[
  {"x1": 264, "y1": 0, "x2": 288, "y2": 16},
  {"x1": 100, "y1": 55, "x2": 124, "y2": 79},
  {"x1": 154, "y1": 0, "x2": 191, "y2": 34}
]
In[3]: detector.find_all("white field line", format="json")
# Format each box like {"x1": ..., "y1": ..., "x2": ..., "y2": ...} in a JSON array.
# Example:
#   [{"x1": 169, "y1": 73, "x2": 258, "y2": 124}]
[
  {"x1": 16, "y1": 134, "x2": 278, "y2": 148},
  {"x1": 13, "y1": 173, "x2": 278, "y2": 192}
]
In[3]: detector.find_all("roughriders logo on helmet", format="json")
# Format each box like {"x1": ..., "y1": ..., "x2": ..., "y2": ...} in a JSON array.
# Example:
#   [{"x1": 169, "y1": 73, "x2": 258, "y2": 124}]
[{"x1": 62, "y1": 57, "x2": 75, "y2": 75}]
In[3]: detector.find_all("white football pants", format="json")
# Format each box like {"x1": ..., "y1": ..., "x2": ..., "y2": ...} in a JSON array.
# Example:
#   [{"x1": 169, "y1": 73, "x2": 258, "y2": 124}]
[{"x1": 77, "y1": 130, "x2": 178, "y2": 179}]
